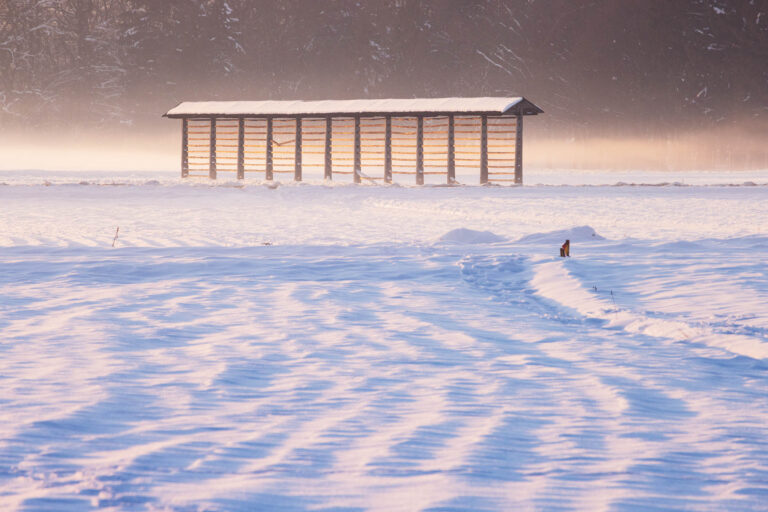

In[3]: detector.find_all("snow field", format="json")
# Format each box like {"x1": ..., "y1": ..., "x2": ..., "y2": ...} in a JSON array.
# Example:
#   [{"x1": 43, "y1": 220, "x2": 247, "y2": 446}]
[
  {"x1": 1, "y1": 172, "x2": 768, "y2": 247},
  {"x1": 1, "y1": 173, "x2": 768, "y2": 510}
]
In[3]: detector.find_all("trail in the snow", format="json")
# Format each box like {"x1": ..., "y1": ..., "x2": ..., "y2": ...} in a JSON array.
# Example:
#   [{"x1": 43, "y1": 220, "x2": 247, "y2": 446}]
[
  {"x1": 2, "y1": 241, "x2": 767, "y2": 511},
  {"x1": 2, "y1": 177, "x2": 767, "y2": 510}
]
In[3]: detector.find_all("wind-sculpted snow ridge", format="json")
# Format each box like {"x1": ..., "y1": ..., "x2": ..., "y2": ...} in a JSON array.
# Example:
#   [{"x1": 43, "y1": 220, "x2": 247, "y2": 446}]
[
  {"x1": 519, "y1": 228, "x2": 768, "y2": 360},
  {"x1": 438, "y1": 228, "x2": 505, "y2": 244},
  {"x1": 517, "y1": 225, "x2": 605, "y2": 243},
  {"x1": 531, "y1": 259, "x2": 768, "y2": 360},
  {"x1": 2, "y1": 181, "x2": 768, "y2": 510},
  {"x1": 2, "y1": 238, "x2": 768, "y2": 510}
]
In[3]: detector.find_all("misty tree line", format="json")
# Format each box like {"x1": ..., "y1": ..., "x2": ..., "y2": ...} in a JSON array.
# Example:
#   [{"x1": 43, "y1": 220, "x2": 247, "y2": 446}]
[{"x1": 0, "y1": 0, "x2": 765, "y2": 129}]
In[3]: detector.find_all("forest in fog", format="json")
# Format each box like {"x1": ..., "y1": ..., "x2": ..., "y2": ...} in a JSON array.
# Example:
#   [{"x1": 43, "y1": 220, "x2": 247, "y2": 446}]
[{"x1": 1, "y1": 0, "x2": 766, "y2": 169}]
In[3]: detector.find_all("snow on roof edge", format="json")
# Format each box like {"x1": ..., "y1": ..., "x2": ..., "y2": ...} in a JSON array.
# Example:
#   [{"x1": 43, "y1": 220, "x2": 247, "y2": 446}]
[{"x1": 164, "y1": 97, "x2": 543, "y2": 117}]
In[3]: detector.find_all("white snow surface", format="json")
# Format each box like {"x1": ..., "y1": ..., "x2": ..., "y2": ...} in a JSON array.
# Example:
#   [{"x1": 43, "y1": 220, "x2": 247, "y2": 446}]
[
  {"x1": 2, "y1": 170, "x2": 768, "y2": 511},
  {"x1": 438, "y1": 228, "x2": 505, "y2": 244},
  {"x1": 165, "y1": 97, "x2": 526, "y2": 117},
  {"x1": 518, "y1": 225, "x2": 605, "y2": 243}
]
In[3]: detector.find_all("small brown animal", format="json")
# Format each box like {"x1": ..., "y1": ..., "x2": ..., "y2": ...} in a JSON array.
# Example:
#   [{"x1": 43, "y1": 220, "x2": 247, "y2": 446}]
[{"x1": 560, "y1": 239, "x2": 570, "y2": 257}]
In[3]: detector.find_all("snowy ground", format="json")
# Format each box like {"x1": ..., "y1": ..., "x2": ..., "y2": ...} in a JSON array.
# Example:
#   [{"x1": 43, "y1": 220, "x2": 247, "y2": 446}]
[{"x1": 1, "y1": 170, "x2": 768, "y2": 511}]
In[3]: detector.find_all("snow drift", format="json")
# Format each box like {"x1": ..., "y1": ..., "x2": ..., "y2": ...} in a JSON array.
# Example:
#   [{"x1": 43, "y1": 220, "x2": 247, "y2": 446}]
[
  {"x1": 438, "y1": 228, "x2": 505, "y2": 244},
  {"x1": 517, "y1": 225, "x2": 605, "y2": 243},
  {"x1": 1, "y1": 173, "x2": 768, "y2": 511}
]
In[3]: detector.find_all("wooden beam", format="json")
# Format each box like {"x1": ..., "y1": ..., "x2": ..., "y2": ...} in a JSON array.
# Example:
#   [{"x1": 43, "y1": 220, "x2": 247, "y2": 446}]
[
  {"x1": 354, "y1": 115, "x2": 361, "y2": 184},
  {"x1": 237, "y1": 117, "x2": 245, "y2": 180},
  {"x1": 266, "y1": 117, "x2": 273, "y2": 180},
  {"x1": 447, "y1": 115, "x2": 455, "y2": 184},
  {"x1": 480, "y1": 114, "x2": 488, "y2": 184},
  {"x1": 181, "y1": 118, "x2": 189, "y2": 178},
  {"x1": 416, "y1": 115, "x2": 424, "y2": 185},
  {"x1": 324, "y1": 117, "x2": 332, "y2": 180},
  {"x1": 294, "y1": 117, "x2": 302, "y2": 181},
  {"x1": 515, "y1": 114, "x2": 523, "y2": 185},
  {"x1": 384, "y1": 116, "x2": 392, "y2": 183},
  {"x1": 209, "y1": 117, "x2": 217, "y2": 180}
]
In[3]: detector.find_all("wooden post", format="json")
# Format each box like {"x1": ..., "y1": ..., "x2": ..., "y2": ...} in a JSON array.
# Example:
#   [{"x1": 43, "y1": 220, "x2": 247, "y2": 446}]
[
  {"x1": 181, "y1": 118, "x2": 189, "y2": 178},
  {"x1": 447, "y1": 115, "x2": 455, "y2": 184},
  {"x1": 209, "y1": 117, "x2": 217, "y2": 180},
  {"x1": 294, "y1": 117, "x2": 302, "y2": 182},
  {"x1": 384, "y1": 116, "x2": 392, "y2": 183},
  {"x1": 354, "y1": 115, "x2": 361, "y2": 184},
  {"x1": 265, "y1": 117, "x2": 273, "y2": 181},
  {"x1": 324, "y1": 117, "x2": 332, "y2": 180},
  {"x1": 515, "y1": 114, "x2": 523, "y2": 185},
  {"x1": 237, "y1": 117, "x2": 245, "y2": 180},
  {"x1": 480, "y1": 114, "x2": 488, "y2": 184},
  {"x1": 416, "y1": 115, "x2": 424, "y2": 185}
]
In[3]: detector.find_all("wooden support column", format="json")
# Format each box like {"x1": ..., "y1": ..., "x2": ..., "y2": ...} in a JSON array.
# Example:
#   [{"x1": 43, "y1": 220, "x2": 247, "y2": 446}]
[
  {"x1": 209, "y1": 117, "x2": 217, "y2": 180},
  {"x1": 416, "y1": 116, "x2": 424, "y2": 185},
  {"x1": 447, "y1": 115, "x2": 455, "y2": 184},
  {"x1": 354, "y1": 115, "x2": 361, "y2": 184},
  {"x1": 294, "y1": 117, "x2": 302, "y2": 182},
  {"x1": 265, "y1": 117, "x2": 273, "y2": 181},
  {"x1": 181, "y1": 118, "x2": 189, "y2": 178},
  {"x1": 480, "y1": 114, "x2": 488, "y2": 184},
  {"x1": 324, "y1": 117, "x2": 332, "y2": 180},
  {"x1": 237, "y1": 117, "x2": 245, "y2": 180},
  {"x1": 384, "y1": 116, "x2": 392, "y2": 183},
  {"x1": 515, "y1": 114, "x2": 523, "y2": 185}
]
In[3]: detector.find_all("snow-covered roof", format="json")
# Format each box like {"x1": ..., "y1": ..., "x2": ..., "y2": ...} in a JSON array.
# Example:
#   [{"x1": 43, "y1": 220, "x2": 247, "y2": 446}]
[{"x1": 164, "y1": 97, "x2": 543, "y2": 118}]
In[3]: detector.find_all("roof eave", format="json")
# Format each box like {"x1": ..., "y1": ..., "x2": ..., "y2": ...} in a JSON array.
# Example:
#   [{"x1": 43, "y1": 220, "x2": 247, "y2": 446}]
[
  {"x1": 163, "y1": 97, "x2": 544, "y2": 118},
  {"x1": 165, "y1": 109, "x2": 541, "y2": 119},
  {"x1": 501, "y1": 98, "x2": 544, "y2": 116}
]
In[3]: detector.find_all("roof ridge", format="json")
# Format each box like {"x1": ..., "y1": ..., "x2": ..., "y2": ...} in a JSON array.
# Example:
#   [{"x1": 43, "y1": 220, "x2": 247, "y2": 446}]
[{"x1": 164, "y1": 97, "x2": 543, "y2": 117}]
